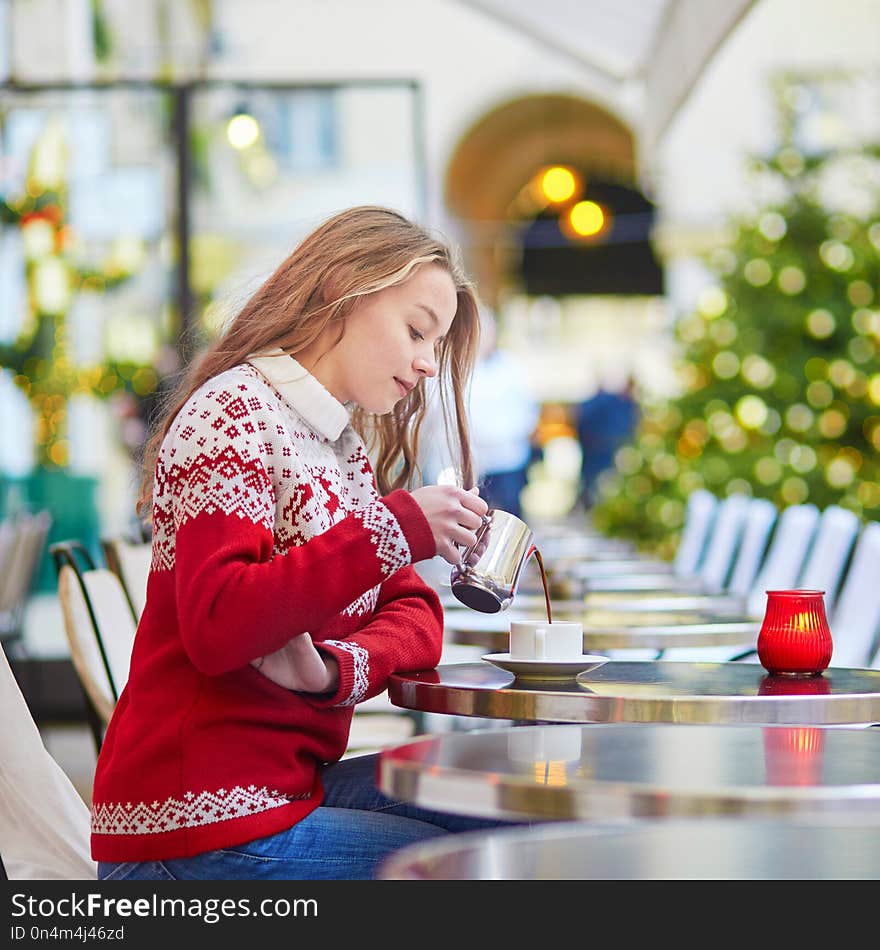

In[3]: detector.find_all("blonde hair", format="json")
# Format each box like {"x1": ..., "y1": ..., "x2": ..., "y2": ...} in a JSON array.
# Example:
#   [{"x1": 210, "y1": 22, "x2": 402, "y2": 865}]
[{"x1": 137, "y1": 206, "x2": 480, "y2": 518}]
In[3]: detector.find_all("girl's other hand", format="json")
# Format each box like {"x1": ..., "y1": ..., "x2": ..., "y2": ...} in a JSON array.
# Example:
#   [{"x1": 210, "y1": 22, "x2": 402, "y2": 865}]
[
  {"x1": 409, "y1": 484, "x2": 489, "y2": 564},
  {"x1": 252, "y1": 633, "x2": 339, "y2": 693}
]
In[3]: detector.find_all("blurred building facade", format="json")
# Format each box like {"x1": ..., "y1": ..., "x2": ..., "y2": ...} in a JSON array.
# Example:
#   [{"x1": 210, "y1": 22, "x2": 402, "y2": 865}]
[{"x1": 0, "y1": 0, "x2": 878, "y2": 531}]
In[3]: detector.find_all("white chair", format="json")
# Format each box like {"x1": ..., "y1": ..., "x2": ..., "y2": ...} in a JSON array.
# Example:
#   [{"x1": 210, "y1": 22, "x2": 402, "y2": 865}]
[
  {"x1": 580, "y1": 493, "x2": 749, "y2": 595},
  {"x1": 51, "y1": 541, "x2": 138, "y2": 754},
  {"x1": 585, "y1": 496, "x2": 778, "y2": 615},
  {"x1": 744, "y1": 503, "x2": 821, "y2": 618},
  {"x1": 651, "y1": 502, "x2": 821, "y2": 663},
  {"x1": 102, "y1": 535, "x2": 152, "y2": 620},
  {"x1": 0, "y1": 518, "x2": 17, "y2": 575},
  {"x1": 685, "y1": 503, "x2": 856, "y2": 659},
  {"x1": 686, "y1": 493, "x2": 751, "y2": 593},
  {"x1": 673, "y1": 489, "x2": 719, "y2": 576},
  {"x1": 826, "y1": 522, "x2": 880, "y2": 668},
  {"x1": 794, "y1": 505, "x2": 860, "y2": 615},
  {"x1": 725, "y1": 498, "x2": 778, "y2": 598},
  {"x1": 0, "y1": 510, "x2": 51, "y2": 649},
  {"x1": 548, "y1": 489, "x2": 719, "y2": 591},
  {"x1": 705, "y1": 502, "x2": 852, "y2": 664},
  {"x1": 0, "y1": 641, "x2": 95, "y2": 880}
]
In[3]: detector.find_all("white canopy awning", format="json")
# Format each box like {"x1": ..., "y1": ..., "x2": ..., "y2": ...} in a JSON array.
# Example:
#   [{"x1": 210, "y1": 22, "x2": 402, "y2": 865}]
[{"x1": 454, "y1": 0, "x2": 759, "y2": 167}]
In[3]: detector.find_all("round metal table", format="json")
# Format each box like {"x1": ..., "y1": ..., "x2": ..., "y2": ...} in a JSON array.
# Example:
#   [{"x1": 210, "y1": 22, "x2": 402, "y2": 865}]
[
  {"x1": 387, "y1": 661, "x2": 880, "y2": 724},
  {"x1": 378, "y1": 816, "x2": 880, "y2": 879},
  {"x1": 377, "y1": 723, "x2": 880, "y2": 822}
]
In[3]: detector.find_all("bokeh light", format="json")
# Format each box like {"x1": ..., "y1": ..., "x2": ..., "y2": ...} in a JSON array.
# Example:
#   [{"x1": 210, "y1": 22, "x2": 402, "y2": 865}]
[
  {"x1": 759, "y1": 408, "x2": 782, "y2": 435},
  {"x1": 826, "y1": 457, "x2": 856, "y2": 488},
  {"x1": 755, "y1": 457, "x2": 783, "y2": 484},
  {"x1": 540, "y1": 166, "x2": 578, "y2": 203},
  {"x1": 741, "y1": 354, "x2": 776, "y2": 388},
  {"x1": 785, "y1": 403, "x2": 814, "y2": 433},
  {"x1": 789, "y1": 444, "x2": 817, "y2": 473},
  {"x1": 697, "y1": 287, "x2": 728, "y2": 318},
  {"x1": 226, "y1": 112, "x2": 260, "y2": 150},
  {"x1": 849, "y1": 337, "x2": 874, "y2": 363},
  {"x1": 806, "y1": 308, "x2": 835, "y2": 338},
  {"x1": 709, "y1": 318, "x2": 737, "y2": 344},
  {"x1": 847, "y1": 280, "x2": 873, "y2": 306},
  {"x1": 758, "y1": 212, "x2": 787, "y2": 241},
  {"x1": 781, "y1": 476, "x2": 809, "y2": 503},
  {"x1": 829, "y1": 359, "x2": 856, "y2": 388},
  {"x1": 820, "y1": 240, "x2": 854, "y2": 271},
  {"x1": 567, "y1": 200, "x2": 606, "y2": 237},
  {"x1": 778, "y1": 265, "x2": 806, "y2": 294},
  {"x1": 806, "y1": 380, "x2": 833, "y2": 408},
  {"x1": 744, "y1": 258, "x2": 772, "y2": 286},
  {"x1": 857, "y1": 481, "x2": 880, "y2": 507},
  {"x1": 712, "y1": 351, "x2": 740, "y2": 379},
  {"x1": 736, "y1": 394, "x2": 768, "y2": 429},
  {"x1": 851, "y1": 308, "x2": 879, "y2": 335},
  {"x1": 777, "y1": 147, "x2": 805, "y2": 176}
]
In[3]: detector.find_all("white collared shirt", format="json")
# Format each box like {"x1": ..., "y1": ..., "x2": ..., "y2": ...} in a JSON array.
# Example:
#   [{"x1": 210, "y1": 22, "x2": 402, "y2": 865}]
[{"x1": 247, "y1": 347, "x2": 351, "y2": 442}]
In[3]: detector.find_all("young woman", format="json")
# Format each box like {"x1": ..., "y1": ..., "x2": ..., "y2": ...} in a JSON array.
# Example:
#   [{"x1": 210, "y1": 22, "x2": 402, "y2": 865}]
[{"x1": 91, "y1": 206, "x2": 511, "y2": 880}]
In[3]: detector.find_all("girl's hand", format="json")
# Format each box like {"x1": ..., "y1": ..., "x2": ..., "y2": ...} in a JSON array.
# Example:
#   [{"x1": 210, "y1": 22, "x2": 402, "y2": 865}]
[
  {"x1": 251, "y1": 633, "x2": 339, "y2": 693},
  {"x1": 409, "y1": 485, "x2": 489, "y2": 564}
]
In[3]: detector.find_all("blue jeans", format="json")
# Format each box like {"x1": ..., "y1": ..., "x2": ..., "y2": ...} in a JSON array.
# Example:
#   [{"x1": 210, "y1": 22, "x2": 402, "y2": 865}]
[{"x1": 98, "y1": 753, "x2": 525, "y2": 880}]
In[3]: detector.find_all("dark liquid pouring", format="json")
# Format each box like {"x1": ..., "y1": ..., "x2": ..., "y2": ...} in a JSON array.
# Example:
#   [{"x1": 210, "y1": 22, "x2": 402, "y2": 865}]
[{"x1": 533, "y1": 549, "x2": 553, "y2": 624}]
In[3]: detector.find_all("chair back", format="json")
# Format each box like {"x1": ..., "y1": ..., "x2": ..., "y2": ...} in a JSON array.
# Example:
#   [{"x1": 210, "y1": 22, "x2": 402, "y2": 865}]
[
  {"x1": 796, "y1": 505, "x2": 860, "y2": 613},
  {"x1": 827, "y1": 522, "x2": 880, "y2": 668},
  {"x1": 0, "y1": 518, "x2": 17, "y2": 573},
  {"x1": 696, "y1": 494, "x2": 750, "y2": 592},
  {"x1": 0, "y1": 641, "x2": 95, "y2": 879},
  {"x1": 0, "y1": 511, "x2": 51, "y2": 645},
  {"x1": 52, "y1": 541, "x2": 137, "y2": 752},
  {"x1": 726, "y1": 498, "x2": 777, "y2": 596},
  {"x1": 102, "y1": 536, "x2": 151, "y2": 619},
  {"x1": 746, "y1": 503, "x2": 820, "y2": 618},
  {"x1": 672, "y1": 490, "x2": 717, "y2": 576}
]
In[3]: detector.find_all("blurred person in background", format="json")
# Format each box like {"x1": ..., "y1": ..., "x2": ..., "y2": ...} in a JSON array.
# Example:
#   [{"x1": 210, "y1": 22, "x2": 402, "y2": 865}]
[
  {"x1": 91, "y1": 206, "x2": 525, "y2": 881},
  {"x1": 467, "y1": 308, "x2": 539, "y2": 519},
  {"x1": 575, "y1": 374, "x2": 639, "y2": 508}
]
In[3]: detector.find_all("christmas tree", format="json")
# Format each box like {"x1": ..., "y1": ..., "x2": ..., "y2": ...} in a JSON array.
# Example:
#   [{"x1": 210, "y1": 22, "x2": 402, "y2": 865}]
[
  {"x1": 0, "y1": 116, "x2": 152, "y2": 470},
  {"x1": 592, "y1": 104, "x2": 880, "y2": 559}
]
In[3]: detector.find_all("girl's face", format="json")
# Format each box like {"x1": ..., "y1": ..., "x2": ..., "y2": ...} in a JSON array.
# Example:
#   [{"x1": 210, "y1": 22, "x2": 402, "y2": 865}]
[{"x1": 311, "y1": 263, "x2": 458, "y2": 413}]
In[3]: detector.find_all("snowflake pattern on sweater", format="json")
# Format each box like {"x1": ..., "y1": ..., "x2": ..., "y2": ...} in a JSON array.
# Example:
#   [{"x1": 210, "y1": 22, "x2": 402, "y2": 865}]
[
  {"x1": 91, "y1": 785, "x2": 305, "y2": 837},
  {"x1": 151, "y1": 364, "x2": 409, "y2": 613}
]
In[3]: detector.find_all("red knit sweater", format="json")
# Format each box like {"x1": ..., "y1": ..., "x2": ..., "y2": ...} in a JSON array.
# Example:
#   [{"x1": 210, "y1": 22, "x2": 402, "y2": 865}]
[{"x1": 91, "y1": 351, "x2": 441, "y2": 862}]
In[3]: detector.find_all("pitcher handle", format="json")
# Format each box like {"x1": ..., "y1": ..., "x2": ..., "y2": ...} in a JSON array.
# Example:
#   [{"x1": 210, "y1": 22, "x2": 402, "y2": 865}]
[{"x1": 456, "y1": 513, "x2": 493, "y2": 572}]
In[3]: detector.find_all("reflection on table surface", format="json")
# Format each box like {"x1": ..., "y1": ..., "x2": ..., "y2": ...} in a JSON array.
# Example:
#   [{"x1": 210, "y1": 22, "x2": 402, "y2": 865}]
[
  {"x1": 377, "y1": 723, "x2": 880, "y2": 822},
  {"x1": 378, "y1": 816, "x2": 880, "y2": 879},
  {"x1": 387, "y1": 661, "x2": 880, "y2": 724}
]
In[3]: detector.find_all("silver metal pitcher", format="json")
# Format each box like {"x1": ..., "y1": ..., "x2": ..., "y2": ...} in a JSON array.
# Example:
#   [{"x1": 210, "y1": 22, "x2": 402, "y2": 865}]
[{"x1": 450, "y1": 508, "x2": 536, "y2": 613}]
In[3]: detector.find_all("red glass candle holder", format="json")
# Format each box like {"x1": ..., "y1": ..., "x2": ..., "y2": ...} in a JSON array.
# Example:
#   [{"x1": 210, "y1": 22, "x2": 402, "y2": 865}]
[{"x1": 756, "y1": 589, "x2": 833, "y2": 677}]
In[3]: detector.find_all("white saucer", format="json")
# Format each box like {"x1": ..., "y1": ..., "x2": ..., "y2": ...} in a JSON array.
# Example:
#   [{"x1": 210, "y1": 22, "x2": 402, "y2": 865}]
[{"x1": 482, "y1": 652, "x2": 609, "y2": 682}]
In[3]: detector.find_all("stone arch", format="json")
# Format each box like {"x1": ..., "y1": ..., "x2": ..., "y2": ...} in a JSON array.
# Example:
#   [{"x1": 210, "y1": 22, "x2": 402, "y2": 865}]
[{"x1": 445, "y1": 94, "x2": 638, "y2": 305}]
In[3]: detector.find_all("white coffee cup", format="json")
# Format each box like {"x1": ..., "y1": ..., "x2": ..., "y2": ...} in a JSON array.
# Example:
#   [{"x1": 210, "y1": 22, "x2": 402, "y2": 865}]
[{"x1": 509, "y1": 620, "x2": 583, "y2": 661}]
